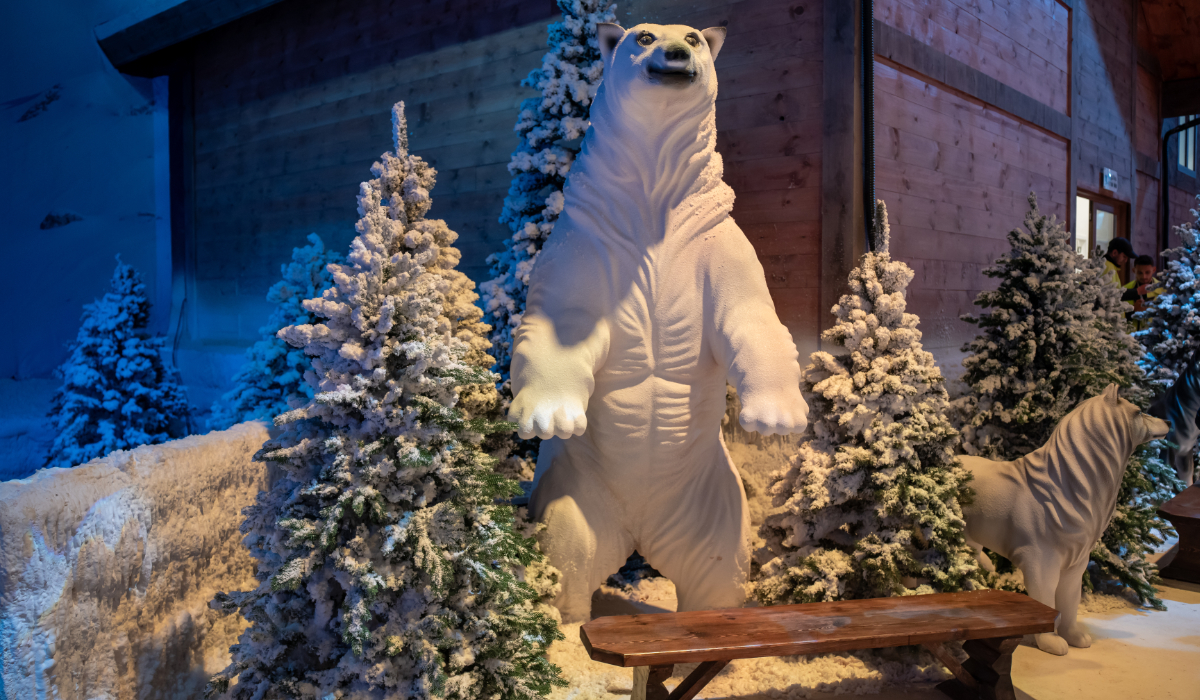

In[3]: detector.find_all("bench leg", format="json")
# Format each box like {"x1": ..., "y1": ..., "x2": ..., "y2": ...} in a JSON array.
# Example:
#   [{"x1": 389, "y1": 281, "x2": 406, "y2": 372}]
[
  {"x1": 928, "y1": 636, "x2": 1020, "y2": 700},
  {"x1": 632, "y1": 660, "x2": 730, "y2": 700},
  {"x1": 632, "y1": 664, "x2": 672, "y2": 700}
]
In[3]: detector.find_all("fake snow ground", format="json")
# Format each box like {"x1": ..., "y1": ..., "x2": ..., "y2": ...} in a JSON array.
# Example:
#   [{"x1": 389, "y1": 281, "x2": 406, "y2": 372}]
[
  {"x1": 556, "y1": 570, "x2": 1200, "y2": 700},
  {"x1": 546, "y1": 442, "x2": 1200, "y2": 700}
]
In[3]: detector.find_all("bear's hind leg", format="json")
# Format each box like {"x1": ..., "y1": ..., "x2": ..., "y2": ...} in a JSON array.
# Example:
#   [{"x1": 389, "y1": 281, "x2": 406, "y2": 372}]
[
  {"x1": 532, "y1": 449, "x2": 633, "y2": 623},
  {"x1": 640, "y1": 450, "x2": 750, "y2": 613}
]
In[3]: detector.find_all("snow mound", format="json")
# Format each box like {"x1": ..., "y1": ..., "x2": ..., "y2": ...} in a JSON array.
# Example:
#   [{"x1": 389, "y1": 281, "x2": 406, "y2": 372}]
[{"x1": 0, "y1": 421, "x2": 270, "y2": 700}]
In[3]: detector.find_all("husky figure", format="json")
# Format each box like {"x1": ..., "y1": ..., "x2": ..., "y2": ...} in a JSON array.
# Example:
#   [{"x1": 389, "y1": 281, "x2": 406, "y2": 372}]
[
  {"x1": 509, "y1": 23, "x2": 809, "y2": 621},
  {"x1": 960, "y1": 385, "x2": 1169, "y2": 655},
  {"x1": 1149, "y1": 362, "x2": 1199, "y2": 486}
]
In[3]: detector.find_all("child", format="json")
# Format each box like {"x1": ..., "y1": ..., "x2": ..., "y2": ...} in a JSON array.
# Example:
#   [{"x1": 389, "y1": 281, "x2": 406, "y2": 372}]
[{"x1": 1122, "y1": 254, "x2": 1162, "y2": 329}]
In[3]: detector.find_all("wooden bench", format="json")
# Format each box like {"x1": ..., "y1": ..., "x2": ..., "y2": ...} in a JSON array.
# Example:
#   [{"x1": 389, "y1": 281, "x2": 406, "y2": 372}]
[{"x1": 580, "y1": 589, "x2": 1057, "y2": 700}]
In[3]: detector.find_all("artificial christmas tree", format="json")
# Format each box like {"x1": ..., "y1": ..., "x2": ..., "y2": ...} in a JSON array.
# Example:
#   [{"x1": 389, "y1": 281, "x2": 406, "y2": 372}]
[
  {"x1": 958, "y1": 194, "x2": 1180, "y2": 606},
  {"x1": 958, "y1": 194, "x2": 1144, "y2": 460},
  {"x1": 755, "y1": 202, "x2": 981, "y2": 605},
  {"x1": 1137, "y1": 195, "x2": 1200, "y2": 388},
  {"x1": 208, "y1": 233, "x2": 342, "y2": 430},
  {"x1": 479, "y1": 0, "x2": 617, "y2": 388},
  {"x1": 208, "y1": 103, "x2": 563, "y2": 699},
  {"x1": 45, "y1": 259, "x2": 188, "y2": 469}
]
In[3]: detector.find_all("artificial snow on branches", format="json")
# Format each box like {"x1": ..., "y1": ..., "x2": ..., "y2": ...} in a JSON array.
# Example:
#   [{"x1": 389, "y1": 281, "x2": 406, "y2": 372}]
[
  {"x1": 208, "y1": 103, "x2": 564, "y2": 700},
  {"x1": 208, "y1": 233, "x2": 343, "y2": 430},
  {"x1": 755, "y1": 202, "x2": 982, "y2": 605},
  {"x1": 959, "y1": 194, "x2": 1146, "y2": 460},
  {"x1": 958, "y1": 194, "x2": 1180, "y2": 606},
  {"x1": 479, "y1": 0, "x2": 617, "y2": 388},
  {"x1": 1136, "y1": 195, "x2": 1200, "y2": 388},
  {"x1": 45, "y1": 259, "x2": 188, "y2": 469}
]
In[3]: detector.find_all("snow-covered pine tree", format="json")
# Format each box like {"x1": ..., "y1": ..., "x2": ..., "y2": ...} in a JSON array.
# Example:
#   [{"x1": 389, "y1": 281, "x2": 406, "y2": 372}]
[
  {"x1": 208, "y1": 233, "x2": 343, "y2": 430},
  {"x1": 958, "y1": 193, "x2": 1180, "y2": 606},
  {"x1": 755, "y1": 201, "x2": 981, "y2": 605},
  {"x1": 1136, "y1": 195, "x2": 1200, "y2": 388},
  {"x1": 45, "y1": 259, "x2": 188, "y2": 469},
  {"x1": 479, "y1": 0, "x2": 616, "y2": 390},
  {"x1": 207, "y1": 103, "x2": 563, "y2": 700}
]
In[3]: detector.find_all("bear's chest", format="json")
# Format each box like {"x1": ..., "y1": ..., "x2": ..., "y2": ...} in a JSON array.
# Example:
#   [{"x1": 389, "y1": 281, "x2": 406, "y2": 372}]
[{"x1": 601, "y1": 244, "x2": 712, "y2": 378}]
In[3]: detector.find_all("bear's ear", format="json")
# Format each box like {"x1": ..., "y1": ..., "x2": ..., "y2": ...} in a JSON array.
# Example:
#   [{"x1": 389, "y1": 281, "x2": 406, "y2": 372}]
[
  {"x1": 1103, "y1": 383, "x2": 1120, "y2": 404},
  {"x1": 702, "y1": 27, "x2": 727, "y2": 60},
  {"x1": 597, "y1": 23, "x2": 625, "y2": 66}
]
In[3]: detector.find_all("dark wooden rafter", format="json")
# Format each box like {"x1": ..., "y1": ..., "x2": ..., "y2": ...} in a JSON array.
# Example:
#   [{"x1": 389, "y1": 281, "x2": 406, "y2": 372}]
[
  {"x1": 820, "y1": 0, "x2": 865, "y2": 341},
  {"x1": 96, "y1": 0, "x2": 287, "y2": 70}
]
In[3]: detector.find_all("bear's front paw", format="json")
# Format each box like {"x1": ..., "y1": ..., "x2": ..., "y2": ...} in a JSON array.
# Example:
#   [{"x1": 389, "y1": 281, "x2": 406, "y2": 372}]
[
  {"x1": 739, "y1": 391, "x2": 809, "y2": 436},
  {"x1": 508, "y1": 391, "x2": 588, "y2": 440}
]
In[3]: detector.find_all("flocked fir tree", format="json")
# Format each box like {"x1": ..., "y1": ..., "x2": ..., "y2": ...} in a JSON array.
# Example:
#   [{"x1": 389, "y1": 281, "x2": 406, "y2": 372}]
[
  {"x1": 45, "y1": 259, "x2": 188, "y2": 469},
  {"x1": 755, "y1": 201, "x2": 982, "y2": 605},
  {"x1": 207, "y1": 103, "x2": 564, "y2": 699},
  {"x1": 1136, "y1": 195, "x2": 1200, "y2": 389},
  {"x1": 958, "y1": 194, "x2": 1180, "y2": 607},
  {"x1": 479, "y1": 0, "x2": 616, "y2": 391},
  {"x1": 208, "y1": 233, "x2": 343, "y2": 430}
]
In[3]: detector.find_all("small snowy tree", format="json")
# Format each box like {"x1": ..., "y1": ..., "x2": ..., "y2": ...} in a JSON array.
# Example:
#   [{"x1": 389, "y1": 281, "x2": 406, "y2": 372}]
[
  {"x1": 958, "y1": 194, "x2": 1180, "y2": 606},
  {"x1": 208, "y1": 103, "x2": 563, "y2": 700},
  {"x1": 1136, "y1": 195, "x2": 1200, "y2": 388},
  {"x1": 45, "y1": 259, "x2": 188, "y2": 469},
  {"x1": 208, "y1": 234, "x2": 343, "y2": 430},
  {"x1": 479, "y1": 0, "x2": 616, "y2": 389},
  {"x1": 958, "y1": 195, "x2": 1146, "y2": 459},
  {"x1": 755, "y1": 202, "x2": 982, "y2": 605}
]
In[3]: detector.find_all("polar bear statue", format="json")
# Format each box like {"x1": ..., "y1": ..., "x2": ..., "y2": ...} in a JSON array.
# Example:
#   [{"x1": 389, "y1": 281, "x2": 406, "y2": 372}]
[
  {"x1": 508, "y1": 22, "x2": 809, "y2": 622},
  {"x1": 960, "y1": 385, "x2": 1169, "y2": 655}
]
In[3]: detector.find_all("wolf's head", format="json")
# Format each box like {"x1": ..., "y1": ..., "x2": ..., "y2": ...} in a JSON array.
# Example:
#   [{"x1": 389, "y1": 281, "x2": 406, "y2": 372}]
[
  {"x1": 596, "y1": 23, "x2": 726, "y2": 113},
  {"x1": 1022, "y1": 384, "x2": 1170, "y2": 534}
]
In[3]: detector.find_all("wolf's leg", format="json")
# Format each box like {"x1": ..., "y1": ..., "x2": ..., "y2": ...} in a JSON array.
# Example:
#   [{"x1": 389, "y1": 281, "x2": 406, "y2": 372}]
[
  {"x1": 1056, "y1": 560, "x2": 1092, "y2": 648},
  {"x1": 967, "y1": 540, "x2": 995, "y2": 573},
  {"x1": 531, "y1": 446, "x2": 633, "y2": 623},
  {"x1": 641, "y1": 446, "x2": 750, "y2": 612},
  {"x1": 1016, "y1": 551, "x2": 1069, "y2": 655}
]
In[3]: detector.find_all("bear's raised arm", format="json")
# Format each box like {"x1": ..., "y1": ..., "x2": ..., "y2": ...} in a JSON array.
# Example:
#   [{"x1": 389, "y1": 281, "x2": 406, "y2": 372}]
[
  {"x1": 707, "y1": 222, "x2": 808, "y2": 436},
  {"x1": 509, "y1": 233, "x2": 612, "y2": 440}
]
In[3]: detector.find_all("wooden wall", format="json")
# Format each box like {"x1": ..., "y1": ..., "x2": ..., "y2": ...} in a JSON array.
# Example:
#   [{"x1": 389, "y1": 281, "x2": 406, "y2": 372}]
[
  {"x1": 189, "y1": 0, "x2": 559, "y2": 342},
  {"x1": 873, "y1": 0, "x2": 1071, "y2": 358},
  {"x1": 186, "y1": 0, "x2": 827, "y2": 357}
]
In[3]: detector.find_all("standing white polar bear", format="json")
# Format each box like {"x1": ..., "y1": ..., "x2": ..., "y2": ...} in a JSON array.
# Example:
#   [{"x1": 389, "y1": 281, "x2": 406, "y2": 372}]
[
  {"x1": 509, "y1": 22, "x2": 809, "y2": 622},
  {"x1": 960, "y1": 385, "x2": 1169, "y2": 656}
]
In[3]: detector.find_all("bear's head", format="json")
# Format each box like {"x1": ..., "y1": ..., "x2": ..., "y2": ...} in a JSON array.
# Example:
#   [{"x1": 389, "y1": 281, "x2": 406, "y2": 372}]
[{"x1": 596, "y1": 23, "x2": 726, "y2": 113}]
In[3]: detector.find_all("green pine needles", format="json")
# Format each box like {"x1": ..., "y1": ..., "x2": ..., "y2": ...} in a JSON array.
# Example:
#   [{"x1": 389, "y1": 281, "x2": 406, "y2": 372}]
[
  {"x1": 754, "y1": 201, "x2": 982, "y2": 605},
  {"x1": 207, "y1": 103, "x2": 564, "y2": 699}
]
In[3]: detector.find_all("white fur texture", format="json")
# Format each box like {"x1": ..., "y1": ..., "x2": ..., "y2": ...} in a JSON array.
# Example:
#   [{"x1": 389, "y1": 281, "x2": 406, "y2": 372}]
[
  {"x1": 510, "y1": 23, "x2": 808, "y2": 621},
  {"x1": 960, "y1": 385, "x2": 1169, "y2": 655}
]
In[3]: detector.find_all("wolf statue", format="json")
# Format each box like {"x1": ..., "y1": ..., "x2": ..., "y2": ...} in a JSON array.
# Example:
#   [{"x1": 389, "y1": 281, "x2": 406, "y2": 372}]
[
  {"x1": 508, "y1": 23, "x2": 809, "y2": 622},
  {"x1": 1149, "y1": 362, "x2": 1199, "y2": 486},
  {"x1": 961, "y1": 385, "x2": 1169, "y2": 655}
]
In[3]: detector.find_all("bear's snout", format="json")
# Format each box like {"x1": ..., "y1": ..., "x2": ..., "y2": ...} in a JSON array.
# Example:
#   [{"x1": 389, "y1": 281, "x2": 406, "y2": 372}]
[{"x1": 663, "y1": 44, "x2": 691, "y2": 62}]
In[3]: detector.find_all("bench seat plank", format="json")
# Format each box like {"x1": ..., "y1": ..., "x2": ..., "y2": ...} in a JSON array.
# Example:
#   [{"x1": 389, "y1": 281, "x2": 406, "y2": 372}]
[{"x1": 581, "y1": 590, "x2": 1056, "y2": 668}]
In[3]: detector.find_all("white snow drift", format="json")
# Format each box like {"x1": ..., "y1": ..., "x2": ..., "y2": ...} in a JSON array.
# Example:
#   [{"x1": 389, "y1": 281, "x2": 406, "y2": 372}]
[{"x1": 0, "y1": 422, "x2": 269, "y2": 700}]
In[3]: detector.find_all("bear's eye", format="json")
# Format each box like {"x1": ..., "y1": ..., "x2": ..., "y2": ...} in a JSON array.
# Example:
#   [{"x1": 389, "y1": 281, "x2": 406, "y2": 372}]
[
  {"x1": 637, "y1": 32, "x2": 655, "y2": 46},
  {"x1": 685, "y1": 33, "x2": 700, "y2": 47}
]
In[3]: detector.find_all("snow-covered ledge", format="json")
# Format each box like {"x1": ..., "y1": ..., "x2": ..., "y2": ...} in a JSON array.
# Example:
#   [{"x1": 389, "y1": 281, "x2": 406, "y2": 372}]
[{"x1": 0, "y1": 422, "x2": 270, "y2": 700}]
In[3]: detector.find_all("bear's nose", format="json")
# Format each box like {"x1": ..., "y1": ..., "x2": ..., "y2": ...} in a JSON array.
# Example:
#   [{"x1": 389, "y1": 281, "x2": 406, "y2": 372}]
[{"x1": 663, "y1": 44, "x2": 691, "y2": 62}]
